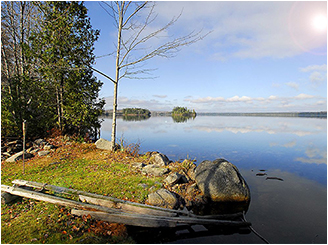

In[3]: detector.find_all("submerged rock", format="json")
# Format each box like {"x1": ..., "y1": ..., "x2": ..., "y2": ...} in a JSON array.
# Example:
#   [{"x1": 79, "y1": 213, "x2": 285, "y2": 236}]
[{"x1": 195, "y1": 158, "x2": 250, "y2": 203}]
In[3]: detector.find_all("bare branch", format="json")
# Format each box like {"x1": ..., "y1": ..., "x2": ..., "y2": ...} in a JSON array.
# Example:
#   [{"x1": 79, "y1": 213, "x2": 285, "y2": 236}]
[
  {"x1": 90, "y1": 67, "x2": 116, "y2": 84},
  {"x1": 122, "y1": 1, "x2": 148, "y2": 28},
  {"x1": 121, "y1": 29, "x2": 209, "y2": 69}
]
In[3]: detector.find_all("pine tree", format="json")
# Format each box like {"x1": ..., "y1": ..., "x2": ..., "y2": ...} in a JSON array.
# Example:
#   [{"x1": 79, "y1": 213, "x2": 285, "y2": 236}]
[{"x1": 1, "y1": 1, "x2": 104, "y2": 139}]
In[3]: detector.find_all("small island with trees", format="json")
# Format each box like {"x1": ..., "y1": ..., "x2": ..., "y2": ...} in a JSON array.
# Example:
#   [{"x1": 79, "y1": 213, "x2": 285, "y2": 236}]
[
  {"x1": 171, "y1": 107, "x2": 196, "y2": 117},
  {"x1": 122, "y1": 108, "x2": 151, "y2": 117},
  {"x1": 171, "y1": 106, "x2": 197, "y2": 123}
]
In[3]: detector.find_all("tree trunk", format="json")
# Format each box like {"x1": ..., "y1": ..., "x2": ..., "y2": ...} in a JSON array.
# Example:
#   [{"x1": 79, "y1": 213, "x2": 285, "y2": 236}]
[
  {"x1": 111, "y1": 81, "x2": 118, "y2": 149},
  {"x1": 111, "y1": 3, "x2": 123, "y2": 150},
  {"x1": 56, "y1": 86, "x2": 61, "y2": 130},
  {"x1": 60, "y1": 76, "x2": 64, "y2": 132}
]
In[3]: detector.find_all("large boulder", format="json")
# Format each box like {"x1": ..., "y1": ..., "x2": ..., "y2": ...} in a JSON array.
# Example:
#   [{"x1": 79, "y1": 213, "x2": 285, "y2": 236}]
[
  {"x1": 146, "y1": 189, "x2": 179, "y2": 209},
  {"x1": 195, "y1": 159, "x2": 250, "y2": 202},
  {"x1": 149, "y1": 152, "x2": 170, "y2": 166},
  {"x1": 95, "y1": 138, "x2": 120, "y2": 151}
]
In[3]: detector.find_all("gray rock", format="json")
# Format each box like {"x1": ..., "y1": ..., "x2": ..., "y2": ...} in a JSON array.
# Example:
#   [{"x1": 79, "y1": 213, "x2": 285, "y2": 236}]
[
  {"x1": 5, "y1": 151, "x2": 34, "y2": 162},
  {"x1": 34, "y1": 139, "x2": 47, "y2": 147},
  {"x1": 43, "y1": 144, "x2": 55, "y2": 150},
  {"x1": 38, "y1": 150, "x2": 50, "y2": 157},
  {"x1": 131, "y1": 162, "x2": 145, "y2": 169},
  {"x1": 95, "y1": 138, "x2": 112, "y2": 150},
  {"x1": 1, "y1": 192, "x2": 20, "y2": 204},
  {"x1": 187, "y1": 165, "x2": 197, "y2": 181},
  {"x1": 164, "y1": 172, "x2": 187, "y2": 186},
  {"x1": 141, "y1": 165, "x2": 169, "y2": 177},
  {"x1": 95, "y1": 138, "x2": 120, "y2": 151},
  {"x1": 195, "y1": 159, "x2": 250, "y2": 202},
  {"x1": 149, "y1": 152, "x2": 170, "y2": 166},
  {"x1": 147, "y1": 188, "x2": 179, "y2": 209}
]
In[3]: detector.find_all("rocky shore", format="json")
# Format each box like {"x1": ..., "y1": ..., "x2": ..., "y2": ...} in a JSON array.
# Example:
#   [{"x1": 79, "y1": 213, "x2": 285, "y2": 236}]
[
  {"x1": 96, "y1": 138, "x2": 251, "y2": 215},
  {"x1": 2, "y1": 136, "x2": 250, "y2": 216},
  {"x1": 1, "y1": 138, "x2": 58, "y2": 162}
]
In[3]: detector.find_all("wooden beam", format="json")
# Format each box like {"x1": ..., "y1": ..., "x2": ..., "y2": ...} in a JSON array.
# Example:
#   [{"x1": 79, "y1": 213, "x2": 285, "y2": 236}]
[
  {"x1": 11, "y1": 179, "x2": 188, "y2": 216},
  {"x1": 71, "y1": 209, "x2": 251, "y2": 228},
  {"x1": 1, "y1": 185, "x2": 121, "y2": 214},
  {"x1": 79, "y1": 195, "x2": 176, "y2": 217}
]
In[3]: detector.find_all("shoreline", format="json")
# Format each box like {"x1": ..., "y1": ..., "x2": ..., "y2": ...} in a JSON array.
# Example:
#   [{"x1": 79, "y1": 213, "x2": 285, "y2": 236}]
[{"x1": 101, "y1": 111, "x2": 327, "y2": 119}]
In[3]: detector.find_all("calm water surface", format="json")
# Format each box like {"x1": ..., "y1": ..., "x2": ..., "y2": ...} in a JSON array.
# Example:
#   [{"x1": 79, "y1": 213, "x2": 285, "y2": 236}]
[{"x1": 100, "y1": 116, "x2": 327, "y2": 243}]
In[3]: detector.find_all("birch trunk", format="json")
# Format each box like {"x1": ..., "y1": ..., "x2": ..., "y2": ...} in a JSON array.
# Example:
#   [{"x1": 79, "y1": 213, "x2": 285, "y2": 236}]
[{"x1": 111, "y1": 3, "x2": 123, "y2": 150}]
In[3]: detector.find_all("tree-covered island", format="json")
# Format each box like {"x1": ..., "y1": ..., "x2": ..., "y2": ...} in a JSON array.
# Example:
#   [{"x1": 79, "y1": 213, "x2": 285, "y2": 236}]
[
  {"x1": 171, "y1": 107, "x2": 196, "y2": 123},
  {"x1": 122, "y1": 108, "x2": 151, "y2": 116},
  {"x1": 171, "y1": 107, "x2": 196, "y2": 117}
]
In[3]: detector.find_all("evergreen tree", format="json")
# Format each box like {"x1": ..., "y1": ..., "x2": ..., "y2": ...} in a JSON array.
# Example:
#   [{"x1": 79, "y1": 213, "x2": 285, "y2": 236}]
[{"x1": 1, "y1": 1, "x2": 104, "y2": 139}]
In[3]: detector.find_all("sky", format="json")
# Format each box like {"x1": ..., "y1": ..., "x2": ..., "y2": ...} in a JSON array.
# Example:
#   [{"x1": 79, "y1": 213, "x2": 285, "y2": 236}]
[{"x1": 84, "y1": 1, "x2": 327, "y2": 113}]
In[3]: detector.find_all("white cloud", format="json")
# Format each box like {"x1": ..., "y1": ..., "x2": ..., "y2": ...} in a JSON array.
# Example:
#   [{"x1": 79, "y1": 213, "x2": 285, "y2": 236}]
[
  {"x1": 300, "y1": 64, "x2": 327, "y2": 72},
  {"x1": 226, "y1": 95, "x2": 252, "y2": 102},
  {"x1": 299, "y1": 64, "x2": 327, "y2": 86},
  {"x1": 309, "y1": 71, "x2": 325, "y2": 84},
  {"x1": 184, "y1": 96, "x2": 225, "y2": 103},
  {"x1": 153, "y1": 1, "x2": 327, "y2": 59},
  {"x1": 294, "y1": 93, "x2": 314, "y2": 99},
  {"x1": 153, "y1": 94, "x2": 167, "y2": 99},
  {"x1": 286, "y1": 82, "x2": 299, "y2": 90},
  {"x1": 268, "y1": 95, "x2": 278, "y2": 100}
]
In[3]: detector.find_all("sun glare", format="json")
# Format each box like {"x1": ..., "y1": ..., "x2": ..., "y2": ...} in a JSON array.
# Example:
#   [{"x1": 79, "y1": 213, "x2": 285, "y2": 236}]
[{"x1": 312, "y1": 15, "x2": 327, "y2": 31}]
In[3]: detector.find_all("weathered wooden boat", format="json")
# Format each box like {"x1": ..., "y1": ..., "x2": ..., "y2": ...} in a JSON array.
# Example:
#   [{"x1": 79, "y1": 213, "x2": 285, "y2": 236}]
[{"x1": 1, "y1": 179, "x2": 251, "y2": 229}]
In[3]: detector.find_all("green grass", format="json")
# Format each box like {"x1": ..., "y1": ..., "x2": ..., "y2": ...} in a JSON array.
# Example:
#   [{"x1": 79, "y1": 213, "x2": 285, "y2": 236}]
[{"x1": 1, "y1": 141, "x2": 163, "y2": 243}]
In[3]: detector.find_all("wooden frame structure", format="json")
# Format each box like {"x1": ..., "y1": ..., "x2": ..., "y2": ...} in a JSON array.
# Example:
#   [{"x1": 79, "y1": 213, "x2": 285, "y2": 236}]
[{"x1": 1, "y1": 180, "x2": 251, "y2": 228}]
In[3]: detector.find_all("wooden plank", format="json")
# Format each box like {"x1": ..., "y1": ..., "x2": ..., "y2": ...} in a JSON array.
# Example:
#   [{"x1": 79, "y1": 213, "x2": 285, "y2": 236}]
[
  {"x1": 2, "y1": 184, "x2": 251, "y2": 228},
  {"x1": 71, "y1": 209, "x2": 251, "y2": 228},
  {"x1": 1, "y1": 185, "x2": 121, "y2": 214},
  {"x1": 71, "y1": 209, "x2": 180, "y2": 228},
  {"x1": 79, "y1": 195, "x2": 175, "y2": 217}
]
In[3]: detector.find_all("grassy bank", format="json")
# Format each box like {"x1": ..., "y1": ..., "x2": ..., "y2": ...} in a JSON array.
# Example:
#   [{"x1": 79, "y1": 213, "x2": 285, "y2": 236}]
[{"x1": 1, "y1": 137, "x2": 164, "y2": 243}]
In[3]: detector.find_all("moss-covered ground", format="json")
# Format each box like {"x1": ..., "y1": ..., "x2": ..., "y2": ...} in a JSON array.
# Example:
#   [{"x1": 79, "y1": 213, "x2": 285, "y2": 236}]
[{"x1": 1, "y1": 137, "x2": 164, "y2": 243}]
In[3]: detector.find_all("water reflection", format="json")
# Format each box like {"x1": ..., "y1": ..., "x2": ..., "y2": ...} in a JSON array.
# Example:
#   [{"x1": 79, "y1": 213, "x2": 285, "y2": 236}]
[
  {"x1": 100, "y1": 115, "x2": 327, "y2": 243},
  {"x1": 100, "y1": 116, "x2": 327, "y2": 185},
  {"x1": 171, "y1": 114, "x2": 196, "y2": 123}
]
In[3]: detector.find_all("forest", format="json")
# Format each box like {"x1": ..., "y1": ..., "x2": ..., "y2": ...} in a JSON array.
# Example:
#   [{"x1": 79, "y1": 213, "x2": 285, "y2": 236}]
[{"x1": 1, "y1": 1, "x2": 104, "y2": 140}]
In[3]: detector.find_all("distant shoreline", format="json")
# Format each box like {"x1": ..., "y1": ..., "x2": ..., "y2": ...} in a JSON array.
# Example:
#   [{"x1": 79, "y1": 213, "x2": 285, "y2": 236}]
[
  {"x1": 102, "y1": 110, "x2": 327, "y2": 119},
  {"x1": 195, "y1": 111, "x2": 327, "y2": 118}
]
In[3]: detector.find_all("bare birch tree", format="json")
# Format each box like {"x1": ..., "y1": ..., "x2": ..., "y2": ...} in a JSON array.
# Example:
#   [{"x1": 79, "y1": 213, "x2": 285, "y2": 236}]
[{"x1": 99, "y1": 1, "x2": 208, "y2": 150}]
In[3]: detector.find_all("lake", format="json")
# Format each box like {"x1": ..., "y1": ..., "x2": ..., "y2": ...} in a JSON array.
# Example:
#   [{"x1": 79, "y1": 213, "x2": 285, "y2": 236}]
[{"x1": 100, "y1": 115, "x2": 327, "y2": 244}]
